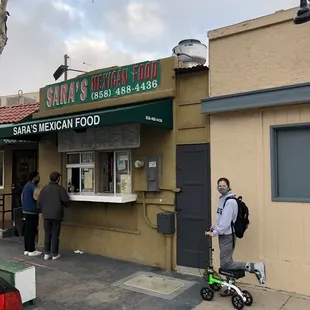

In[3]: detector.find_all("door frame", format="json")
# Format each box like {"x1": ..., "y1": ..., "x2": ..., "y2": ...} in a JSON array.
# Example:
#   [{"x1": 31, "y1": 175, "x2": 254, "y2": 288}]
[
  {"x1": 12, "y1": 149, "x2": 38, "y2": 181},
  {"x1": 11, "y1": 149, "x2": 38, "y2": 207},
  {"x1": 176, "y1": 143, "x2": 211, "y2": 274}
]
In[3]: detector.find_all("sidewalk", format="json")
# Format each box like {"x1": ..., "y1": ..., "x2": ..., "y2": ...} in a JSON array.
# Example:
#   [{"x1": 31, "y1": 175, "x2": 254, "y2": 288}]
[
  {"x1": 0, "y1": 237, "x2": 309, "y2": 310},
  {"x1": 0, "y1": 237, "x2": 204, "y2": 310},
  {"x1": 194, "y1": 286, "x2": 310, "y2": 310}
]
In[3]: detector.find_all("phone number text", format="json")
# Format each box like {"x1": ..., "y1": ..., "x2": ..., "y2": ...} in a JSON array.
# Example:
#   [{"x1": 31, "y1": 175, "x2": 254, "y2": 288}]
[{"x1": 91, "y1": 80, "x2": 159, "y2": 100}]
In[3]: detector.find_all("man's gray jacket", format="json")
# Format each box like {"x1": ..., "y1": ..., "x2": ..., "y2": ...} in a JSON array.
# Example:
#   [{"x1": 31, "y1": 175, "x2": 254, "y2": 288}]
[{"x1": 37, "y1": 181, "x2": 69, "y2": 221}]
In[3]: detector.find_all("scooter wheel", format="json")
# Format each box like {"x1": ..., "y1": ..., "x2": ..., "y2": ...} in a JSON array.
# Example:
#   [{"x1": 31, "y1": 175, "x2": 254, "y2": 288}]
[
  {"x1": 200, "y1": 287, "x2": 214, "y2": 301},
  {"x1": 210, "y1": 283, "x2": 222, "y2": 291},
  {"x1": 231, "y1": 293, "x2": 245, "y2": 310},
  {"x1": 242, "y1": 290, "x2": 253, "y2": 306}
]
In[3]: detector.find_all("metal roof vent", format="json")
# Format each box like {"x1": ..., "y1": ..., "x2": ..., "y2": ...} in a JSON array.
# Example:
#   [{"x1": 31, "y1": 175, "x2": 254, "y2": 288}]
[{"x1": 172, "y1": 39, "x2": 207, "y2": 68}]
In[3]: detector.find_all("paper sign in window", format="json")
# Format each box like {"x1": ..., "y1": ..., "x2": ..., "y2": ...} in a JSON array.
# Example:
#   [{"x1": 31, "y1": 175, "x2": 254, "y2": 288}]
[
  {"x1": 121, "y1": 174, "x2": 131, "y2": 194},
  {"x1": 117, "y1": 155, "x2": 128, "y2": 171},
  {"x1": 83, "y1": 170, "x2": 93, "y2": 191}
]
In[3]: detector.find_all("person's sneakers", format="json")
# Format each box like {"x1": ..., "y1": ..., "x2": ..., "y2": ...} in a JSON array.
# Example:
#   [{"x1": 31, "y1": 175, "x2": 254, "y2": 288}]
[
  {"x1": 24, "y1": 251, "x2": 29, "y2": 256},
  {"x1": 253, "y1": 262, "x2": 266, "y2": 285},
  {"x1": 44, "y1": 254, "x2": 52, "y2": 261},
  {"x1": 28, "y1": 250, "x2": 42, "y2": 257},
  {"x1": 52, "y1": 254, "x2": 61, "y2": 260}
]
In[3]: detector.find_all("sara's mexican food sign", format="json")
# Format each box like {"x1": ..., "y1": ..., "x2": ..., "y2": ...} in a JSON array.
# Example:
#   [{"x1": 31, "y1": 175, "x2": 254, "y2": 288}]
[{"x1": 45, "y1": 60, "x2": 161, "y2": 109}]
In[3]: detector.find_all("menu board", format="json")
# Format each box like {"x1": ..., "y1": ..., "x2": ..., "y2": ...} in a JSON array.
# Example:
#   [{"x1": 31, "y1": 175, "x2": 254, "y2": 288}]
[{"x1": 58, "y1": 123, "x2": 140, "y2": 152}]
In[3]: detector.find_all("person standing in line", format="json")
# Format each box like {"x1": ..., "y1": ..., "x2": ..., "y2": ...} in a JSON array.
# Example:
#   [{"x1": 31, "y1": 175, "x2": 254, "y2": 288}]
[
  {"x1": 21, "y1": 171, "x2": 42, "y2": 257},
  {"x1": 37, "y1": 172, "x2": 69, "y2": 260}
]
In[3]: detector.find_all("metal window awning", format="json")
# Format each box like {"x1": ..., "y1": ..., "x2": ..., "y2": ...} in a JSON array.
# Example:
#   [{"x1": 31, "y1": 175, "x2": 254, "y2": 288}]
[{"x1": 201, "y1": 82, "x2": 310, "y2": 115}]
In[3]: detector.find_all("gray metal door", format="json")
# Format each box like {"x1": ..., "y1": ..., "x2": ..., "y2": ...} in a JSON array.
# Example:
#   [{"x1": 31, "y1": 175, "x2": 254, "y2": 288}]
[{"x1": 176, "y1": 143, "x2": 211, "y2": 268}]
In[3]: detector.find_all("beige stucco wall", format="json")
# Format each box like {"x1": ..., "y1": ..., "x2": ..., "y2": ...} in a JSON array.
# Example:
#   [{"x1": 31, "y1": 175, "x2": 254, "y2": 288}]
[
  {"x1": 37, "y1": 125, "x2": 176, "y2": 269},
  {"x1": 176, "y1": 71, "x2": 210, "y2": 144},
  {"x1": 208, "y1": 8, "x2": 310, "y2": 96},
  {"x1": 207, "y1": 7, "x2": 310, "y2": 295},
  {"x1": 210, "y1": 104, "x2": 310, "y2": 296},
  {"x1": 36, "y1": 63, "x2": 210, "y2": 270}
]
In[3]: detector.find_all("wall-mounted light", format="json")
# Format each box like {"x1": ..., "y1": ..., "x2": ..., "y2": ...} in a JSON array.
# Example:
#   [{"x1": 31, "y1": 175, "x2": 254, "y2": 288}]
[
  {"x1": 53, "y1": 54, "x2": 87, "y2": 81},
  {"x1": 134, "y1": 159, "x2": 145, "y2": 169}
]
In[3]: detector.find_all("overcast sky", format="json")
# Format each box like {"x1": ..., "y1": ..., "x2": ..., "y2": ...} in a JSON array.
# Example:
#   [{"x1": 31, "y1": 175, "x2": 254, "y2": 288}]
[{"x1": 0, "y1": 0, "x2": 299, "y2": 95}]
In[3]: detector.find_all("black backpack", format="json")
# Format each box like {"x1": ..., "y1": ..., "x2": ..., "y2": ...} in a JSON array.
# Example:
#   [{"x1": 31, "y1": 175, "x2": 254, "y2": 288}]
[{"x1": 224, "y1": 196, "x2": 249, "y2": 239}]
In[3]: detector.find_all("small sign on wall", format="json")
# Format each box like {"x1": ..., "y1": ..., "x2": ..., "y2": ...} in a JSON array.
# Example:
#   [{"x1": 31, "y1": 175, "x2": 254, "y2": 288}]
[{"x1": 148, "y1": 161, "x2": 156, "y2": 168}]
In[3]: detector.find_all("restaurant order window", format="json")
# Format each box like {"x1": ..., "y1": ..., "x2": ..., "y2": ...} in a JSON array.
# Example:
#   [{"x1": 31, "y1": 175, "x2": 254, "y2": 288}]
[
  {"x1": 59, "y1": 123, "x2": 139, "y2": 203},
  {"x1": 66, "y1": 150, "x2": 132, "y2": 194},
  {"x1": 66, "y1": 152, "x2": 95, "y2": 193}
]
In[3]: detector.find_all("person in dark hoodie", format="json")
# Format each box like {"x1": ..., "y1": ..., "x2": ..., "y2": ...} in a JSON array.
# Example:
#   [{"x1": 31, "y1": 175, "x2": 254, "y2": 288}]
[
  {"x1": 37, "y1": 172, "x2": 69, "y2": 261},
  {"x1": 205, "y1": 177, "x2": 266, "y2": 296},
  {"x1": 21, "y1": 171, "x2": 41, "y2": 257}
]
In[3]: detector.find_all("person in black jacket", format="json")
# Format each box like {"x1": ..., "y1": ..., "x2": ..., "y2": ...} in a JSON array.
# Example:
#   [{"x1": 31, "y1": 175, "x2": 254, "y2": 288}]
[{"x1": 37, "y1": 172, "x2": 69, "y2": 260}]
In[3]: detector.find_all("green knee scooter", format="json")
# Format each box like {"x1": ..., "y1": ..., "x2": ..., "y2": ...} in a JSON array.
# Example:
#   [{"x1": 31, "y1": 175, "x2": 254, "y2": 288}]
[{"x1": 200, "y1": 234, "x2": 253, "y2": 310}]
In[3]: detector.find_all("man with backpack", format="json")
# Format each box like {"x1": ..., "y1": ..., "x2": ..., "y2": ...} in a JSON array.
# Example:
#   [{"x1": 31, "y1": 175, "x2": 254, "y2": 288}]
[{"x1": 205, "y1": 177, "x2": 266, "y2": 295}]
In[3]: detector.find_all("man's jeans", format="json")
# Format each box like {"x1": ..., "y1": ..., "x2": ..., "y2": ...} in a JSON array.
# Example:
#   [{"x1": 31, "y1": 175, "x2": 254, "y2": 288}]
[
  {"x1": 44, "y1": 219, "x2": 62, "y2": 256},
  {"x1": 24, "y1": 213, "x2": 39, "y2": 252}
]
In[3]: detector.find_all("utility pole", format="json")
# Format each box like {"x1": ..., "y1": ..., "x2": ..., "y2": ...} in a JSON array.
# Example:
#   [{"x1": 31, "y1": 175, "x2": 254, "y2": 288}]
[
  {"x1": 53, "y1": 53, "x2": 87, "y2": 81},
  {"x1": 64, "y1": 54, "x2": 69, "y2": 81}
]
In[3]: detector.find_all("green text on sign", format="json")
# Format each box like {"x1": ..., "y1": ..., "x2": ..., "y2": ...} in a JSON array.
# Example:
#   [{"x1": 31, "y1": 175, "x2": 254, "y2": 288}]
[{"x1": 45, "y1": 60, "x2": 161, "y2": 109}]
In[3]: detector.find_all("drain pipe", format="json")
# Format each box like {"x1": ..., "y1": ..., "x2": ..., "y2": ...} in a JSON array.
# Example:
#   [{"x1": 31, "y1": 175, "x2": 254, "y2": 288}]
[
  {"x1": 141, "y1": 191, "x2": 157, "y2": 229},
  {"x1": 165, "y1": 234, "x2": 173, "y2": 272}
]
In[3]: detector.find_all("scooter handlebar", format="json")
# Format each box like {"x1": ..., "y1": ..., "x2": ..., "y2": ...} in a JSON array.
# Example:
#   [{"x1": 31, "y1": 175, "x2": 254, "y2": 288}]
[{"x1": 205, "y1": 227, "x2": 214, "y2": 234}]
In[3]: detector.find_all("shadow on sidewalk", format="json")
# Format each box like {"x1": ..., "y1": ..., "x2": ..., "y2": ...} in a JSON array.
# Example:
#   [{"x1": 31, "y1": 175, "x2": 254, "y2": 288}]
[{"x1": 0, "y1": 237, "x2": 204, "y2": 310}]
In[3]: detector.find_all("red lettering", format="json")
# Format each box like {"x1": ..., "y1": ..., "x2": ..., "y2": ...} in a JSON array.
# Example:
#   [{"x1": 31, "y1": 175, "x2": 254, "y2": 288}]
[
  {"x1": 133, "y1": 65, "x2": 138, "y2": 83},
  {"x1": 91, "y1": 76, "x2": 99, "y2": 91},
  {"x1": 107, "y1": 72, "x2": 111, "y2": 88},
  {"x1": 151, "y1": 61, "x2": 158, "y2": 79},
  {"x1": 80, "y1": 79, "x2": 88, "y2": 101},
  {"x1": 138, "y1": 64, "x2": 144, "y2": 82},
  {"x1": 111, "y1": 71, "x2": 117, "y2": 87},
  {"x1": 68, "y1": 82, "x2": 75, "y2": 103},
  {"x1": 98, "y1": 75, "x2": 103, "y2": 90},
  {"x1": 122, "y1": 69, "x2": 128, "y2": 85},
  {"x1": 103, "y1": 74, "x2": 107, "y2": 89},
  {"x1": 53, "y1": 85, "x2": 60, "y2": 106},
  {"x1": 46, "y1": 87, "x2": 53, "y2": 108},
  {"x1": 60, "y1": 84, "x2": 68, "y2": 105},
  {"x1": 145, "y1": 63, "x2": 151, "y2": 80},
  {"x1": 117, "y1": 70, "x2": 122, "y2": 86}
]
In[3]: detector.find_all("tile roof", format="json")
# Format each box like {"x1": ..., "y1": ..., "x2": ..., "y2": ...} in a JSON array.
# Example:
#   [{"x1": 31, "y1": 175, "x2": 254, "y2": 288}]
[
  {"x1": 174, "y1": 65, "x2": 209, "y2": 74},
  {"x1": 0, "y1": 102, "x2": 40, "y2": 124}
]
